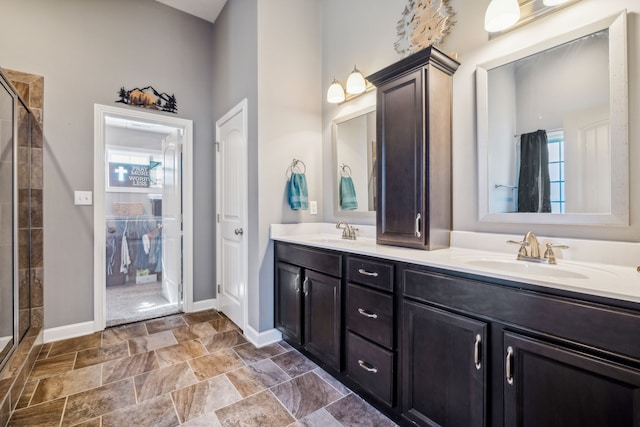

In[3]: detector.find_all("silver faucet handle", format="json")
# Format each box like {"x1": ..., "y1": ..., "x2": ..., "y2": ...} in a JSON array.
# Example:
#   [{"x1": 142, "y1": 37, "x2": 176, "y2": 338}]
[
  {"x1": 543, "y1": 243, "x2": 569, "y2": 264},
  {"x1": 507, "y1": 239, "x2": 530, "y2": 257}
]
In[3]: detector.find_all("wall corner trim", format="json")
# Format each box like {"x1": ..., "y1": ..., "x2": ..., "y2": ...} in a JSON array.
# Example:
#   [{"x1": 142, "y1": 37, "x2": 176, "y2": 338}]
[
  {"x1": 43, "y1": 321, "x2": 96, "y2": 343},
  {"x1": 244, "y1": 325, "x2": 282, "y2": 348}
]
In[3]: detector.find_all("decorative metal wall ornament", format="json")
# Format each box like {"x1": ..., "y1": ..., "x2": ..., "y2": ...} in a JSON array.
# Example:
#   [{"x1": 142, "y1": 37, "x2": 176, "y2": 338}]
[
  {"x1": 395, "y1": 0, "x2": 456, "y2": 57},
  {"x1": 116, "y1": 86, "x2": 178, "y2": 114}
]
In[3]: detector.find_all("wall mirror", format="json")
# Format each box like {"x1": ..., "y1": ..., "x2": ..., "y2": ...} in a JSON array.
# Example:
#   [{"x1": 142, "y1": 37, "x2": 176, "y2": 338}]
[
  {"x1": 332, "y1": 105, "x2": 377, "y2": 216},
  {"x1": 476, "y1": 11, "x2": 628, "y2": 225}
]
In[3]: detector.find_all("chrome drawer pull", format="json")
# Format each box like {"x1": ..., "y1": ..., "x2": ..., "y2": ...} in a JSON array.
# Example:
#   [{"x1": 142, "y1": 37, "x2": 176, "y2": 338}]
[
  {"x1": 357, "y1": 308, "x2": 378, "y2": 319},
  {"x1": 358, "y1": 268, "x2": 378, "y2": 277},
  {"x1": 474, "y1": 334, "x2": 482, "y2": 370},
  {"x1": 506, "y1": 346, "x2": 514, "y2": 385},
  {"x1": 358, "y1": 360, "x2": 378, "y2": 373}
]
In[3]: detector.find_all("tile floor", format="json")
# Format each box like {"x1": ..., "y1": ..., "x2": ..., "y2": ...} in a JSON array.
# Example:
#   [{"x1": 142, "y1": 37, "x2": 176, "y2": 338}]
[{"x1": 9, "y1": 310, "x2": 397, "y2": 426}]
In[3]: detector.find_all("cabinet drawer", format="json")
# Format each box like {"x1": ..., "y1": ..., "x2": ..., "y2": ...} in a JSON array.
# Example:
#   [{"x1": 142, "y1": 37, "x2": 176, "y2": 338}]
[
  {"x1": 346, "y1": 256, "x2": 393, "y2": 291},
  {"x1": 346, "y1": 332, "x2": 394, "y2": 407},
  {"x1": 275, "y1": 242, "x2": 342, "y2": 277},
  {"x1": 347, "y1": 284, "x2": 393, "y2": 349}
]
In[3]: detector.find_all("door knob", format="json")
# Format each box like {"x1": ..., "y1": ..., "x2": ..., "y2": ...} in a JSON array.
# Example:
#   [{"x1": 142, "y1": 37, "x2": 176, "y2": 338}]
[{"x1": 234, "y1": 228, "x2": 244, "y2": 235}]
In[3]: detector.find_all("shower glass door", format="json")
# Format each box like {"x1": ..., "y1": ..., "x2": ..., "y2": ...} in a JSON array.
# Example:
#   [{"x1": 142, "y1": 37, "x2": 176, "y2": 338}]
[{"x1": 0, "y1": 77, "x2": 16, "y2": 368}]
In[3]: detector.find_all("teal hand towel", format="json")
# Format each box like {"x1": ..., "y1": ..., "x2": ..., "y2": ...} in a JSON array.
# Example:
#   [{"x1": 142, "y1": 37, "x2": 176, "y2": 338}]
[
  {"x1": 288, "y1": 172, "x2": 309, "y2": 210},
  {"x1": 340, "y1": 176, "x2": 358, "y2": 210}
]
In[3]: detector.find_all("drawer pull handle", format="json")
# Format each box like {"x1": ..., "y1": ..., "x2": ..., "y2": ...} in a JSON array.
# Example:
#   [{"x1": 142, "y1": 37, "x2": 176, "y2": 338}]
[
  {"x1": 357, "y1": 308, "x2": 378, "y2": 319},
  {"x1": 415, "y1": 213, "x2": 421, "y2": 238},
  {"x1": 358, "y1": 268, "x2": 378, "y2": 277},
  {"x1": 358, "y1": 360, "x2": 378, "y2": 373},
  {"x1": 474, "y1": 334, "x2": 482, "y2": 370},
  {"x1": 506, "y1": 346, "x2": 514, "y2": 385}
]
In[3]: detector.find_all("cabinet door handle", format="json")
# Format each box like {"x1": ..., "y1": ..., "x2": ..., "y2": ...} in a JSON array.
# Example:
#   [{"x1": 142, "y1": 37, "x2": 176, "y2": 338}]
[
  {"x1": 358, "y1": 268, "x2": 378, "y2": 277},
  {"x1": 415, "y1": 213, "x2": 422, "y2": 238},
  {"x1": 302, "y1": 277, "x2": 309, "y2": 296},
  {"x1": 474, "y1": 334, "x2": 482, "y2": 370},
  {"x1": 357, "y1": 360, "x2": 378, "y2": 373},
  {"x1": 295, "y1": 275, "x2": 301, "y2": 294},
  {"x1": 357, "y1": 308, "x2": 378, "y2": 319},
  {"x1": 506, "y1": 346, "x2": 514, "y2": 385}
]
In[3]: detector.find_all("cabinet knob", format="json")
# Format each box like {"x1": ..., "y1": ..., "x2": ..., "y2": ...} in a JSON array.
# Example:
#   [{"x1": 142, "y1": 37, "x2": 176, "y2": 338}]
[
  {"x1": 234, "y1": 228, "x2": 244, "y2": 235},
  {"x1": 357, "y1": 359, "x2": 378, "y2": 373},
  {"x1": 357, "y1": 308, "x2": 378, "y2": 319}
]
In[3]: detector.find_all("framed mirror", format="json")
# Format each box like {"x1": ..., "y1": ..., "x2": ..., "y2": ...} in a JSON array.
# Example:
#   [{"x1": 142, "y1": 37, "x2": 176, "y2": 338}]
[
  {"x1": 332, "y1": 105, "x2": 376, "y2": 216},
  {"x1": 476, "y1": 11, "x2": 628, "y2": 225}
]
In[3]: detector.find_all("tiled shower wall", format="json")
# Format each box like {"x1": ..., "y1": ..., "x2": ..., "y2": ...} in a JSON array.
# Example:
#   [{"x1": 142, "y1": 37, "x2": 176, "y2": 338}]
[{"x1": 0, "y1": 68, "x2": 44, "y2": 426}]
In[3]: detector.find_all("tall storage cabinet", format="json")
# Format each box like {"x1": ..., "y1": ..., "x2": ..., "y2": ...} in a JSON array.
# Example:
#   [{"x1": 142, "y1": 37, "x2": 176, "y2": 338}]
[{"x1": 368, "y1": 47, "x2": 459, "y2": 250}]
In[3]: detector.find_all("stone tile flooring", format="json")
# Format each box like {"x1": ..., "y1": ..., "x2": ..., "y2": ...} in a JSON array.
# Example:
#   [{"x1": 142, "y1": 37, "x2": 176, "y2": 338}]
[{"x1": 9, "y1": 310, "x2": 397, "y2": 426}]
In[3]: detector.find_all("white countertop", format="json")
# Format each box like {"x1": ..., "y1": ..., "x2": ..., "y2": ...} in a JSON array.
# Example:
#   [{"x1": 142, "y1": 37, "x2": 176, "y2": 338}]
[{"x1": 270, "y1": 223, "x2": 640, "y2": 307}]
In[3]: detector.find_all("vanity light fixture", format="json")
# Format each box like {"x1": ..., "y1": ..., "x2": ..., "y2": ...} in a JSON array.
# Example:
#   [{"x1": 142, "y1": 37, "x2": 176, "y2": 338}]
[
  {"x1": 484, "y1": 0, "x2": 521, "y2": 33},
  {"x1": 327, "y1": 65, "x2": 373, "y2": 104},
  {"x1": 327, "y1": 77, "x2": 346, "y2": 104},
  {"x1": 346, "y1": 65, "x2": 366, "y2": 95},
  {"x1": 543, "y1": 0, "x2": 570, "y2": 5}
]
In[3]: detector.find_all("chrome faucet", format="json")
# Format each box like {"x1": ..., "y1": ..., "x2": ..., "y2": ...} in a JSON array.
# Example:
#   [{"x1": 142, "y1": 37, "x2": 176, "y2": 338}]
[
  {"x1": 336, "y1": 221, "x2": 358, "y2": 240},
  {"x1": 507, "y1": 231, "x2": 568, "y2": 265}
]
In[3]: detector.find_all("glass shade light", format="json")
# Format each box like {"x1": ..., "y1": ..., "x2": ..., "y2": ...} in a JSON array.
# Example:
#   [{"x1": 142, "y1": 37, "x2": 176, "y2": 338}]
[
  {"x1": 484, "y1": 0, "x2": 521, "y2": 33},
  {"x1": 346, "y1": 65, "x2": 366, "y2": 95},
  {"x1": 327, "y1": 78, "x2": 345, "y2": 104},
  {"x1": 543, "y1": 0, "x2": 570, "y2": 5}
]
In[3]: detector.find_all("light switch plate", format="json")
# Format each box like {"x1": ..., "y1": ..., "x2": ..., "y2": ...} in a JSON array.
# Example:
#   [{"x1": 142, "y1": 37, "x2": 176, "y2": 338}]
[
  {"x1": 74, "y1": 191, "x2": 93, "y2": 205},
  {"x1": 309, "y1": 200, "x2": 318, "y2": 215}
]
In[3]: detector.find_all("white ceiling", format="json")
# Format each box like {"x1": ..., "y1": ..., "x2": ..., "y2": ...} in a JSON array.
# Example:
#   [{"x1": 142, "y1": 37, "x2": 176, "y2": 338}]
[{"x1": 154, "y1": 0, "x2": 227, "y2": 24}]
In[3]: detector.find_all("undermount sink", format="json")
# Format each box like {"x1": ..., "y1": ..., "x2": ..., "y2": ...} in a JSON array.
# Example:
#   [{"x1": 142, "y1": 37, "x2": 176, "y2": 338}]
[
  {"x1": 461, "y1": 257, "x2": 617, "y2": 281},
  {"x1": 305, "y1": 234, "x2": 375, "y2": 246},
  {"x1": 309, "y1": 237, "x2": 352, "y2": 244}
]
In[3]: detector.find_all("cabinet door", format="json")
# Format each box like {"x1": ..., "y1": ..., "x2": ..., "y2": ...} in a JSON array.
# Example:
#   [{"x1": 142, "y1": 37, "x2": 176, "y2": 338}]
[
  {"x1": 376, "y1": 69, "x2": 425, "y2": 248},
  {"x1": 274, "y1": 262, "x2": 303, "y2": 345},
  {"x1": 504, "y1": 332, "x2": 640, "y2": 427},
  {"x1": 402, "y1": 300, "x2": 487, "y2": 427},
  {"x1": 304, "y1": 269, "x2": 342, "y2": 371}
]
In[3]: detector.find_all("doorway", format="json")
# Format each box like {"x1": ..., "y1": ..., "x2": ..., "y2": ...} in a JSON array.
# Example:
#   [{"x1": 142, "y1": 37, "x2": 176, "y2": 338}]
[{"x1": 94, "y1": 105, "x2": 194, "y2": 329}]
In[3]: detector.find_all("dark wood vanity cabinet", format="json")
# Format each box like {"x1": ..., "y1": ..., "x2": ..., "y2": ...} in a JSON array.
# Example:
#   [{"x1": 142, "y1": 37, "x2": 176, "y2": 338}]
[
  {"x1": 403, "y1": 267, "x2": 640, "y2": 427},
  {"x1": 401, "y1": 300, "x2": 487, "y2": 427},
  {"x1": 274, "y1": 242, "x2": 640, "y2": 426},
  {"x1": 367, "y1": 47, "x2": 459, "y2": 250},
  {"x1": 274, "y1": 242, "x2": 342, "y2": 371}
]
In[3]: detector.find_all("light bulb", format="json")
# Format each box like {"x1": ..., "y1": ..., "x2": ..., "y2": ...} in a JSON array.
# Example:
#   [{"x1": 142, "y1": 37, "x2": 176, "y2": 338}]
[
  {"x1": 484, "y1": 0, "x2": 520, "y2": 33},
  {"x1": 327, "y1": 78, "x2": 345, "y2": 104},
  {"x1": 543, "y1": 0, "x2": 570, "y2": 5},
  {"x1": 346, "y1": 65, "x2": 366, "y2": 95}
]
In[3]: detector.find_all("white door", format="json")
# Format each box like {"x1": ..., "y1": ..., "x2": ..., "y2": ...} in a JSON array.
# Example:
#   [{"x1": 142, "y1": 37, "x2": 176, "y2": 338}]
[
  {"x1": 216, "y1": 99, "x2": 248, "y2": 330},
  {"x1": 162, "y1": 131, "x2": 182, "y2": 305}
]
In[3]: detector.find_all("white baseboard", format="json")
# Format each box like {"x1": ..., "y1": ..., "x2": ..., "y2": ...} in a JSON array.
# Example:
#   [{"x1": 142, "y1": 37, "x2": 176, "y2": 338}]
[
  {"x1": 43, "y1": 321, "x2": 96, "y2": 344},
  {"x1": 189, "y1": 298, "x2": 217, "y2": 313},
  {"x1": 244, "y1": 325, "x2": 282, "y2": 348}
]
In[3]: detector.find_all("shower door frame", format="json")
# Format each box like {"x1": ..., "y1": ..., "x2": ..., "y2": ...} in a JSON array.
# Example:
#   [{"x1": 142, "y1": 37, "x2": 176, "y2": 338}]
[{"x1": 93, "y1": 104, "x2": 194, "y2": 331}]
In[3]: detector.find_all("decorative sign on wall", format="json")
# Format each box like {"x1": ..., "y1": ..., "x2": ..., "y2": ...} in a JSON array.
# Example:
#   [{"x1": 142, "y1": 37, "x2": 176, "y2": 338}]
[
  {"x1": 109, "y1": 162, "x2": 150, "y2": 188},
  {"x1": 394, "y1": 0, "x2": 456, "y2": 57},
  {"x1": 116, "y1": 85, "x2": 178, "y2": 114}
]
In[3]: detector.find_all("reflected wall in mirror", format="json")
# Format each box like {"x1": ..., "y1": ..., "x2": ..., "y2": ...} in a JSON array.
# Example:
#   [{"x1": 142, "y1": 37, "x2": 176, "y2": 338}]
[
  {"x1": 333, "y1": 106, "x2": 376, "y2": 214},
  {"x1": 476, "y1": 11, "x2": 628, "y2": 225}
]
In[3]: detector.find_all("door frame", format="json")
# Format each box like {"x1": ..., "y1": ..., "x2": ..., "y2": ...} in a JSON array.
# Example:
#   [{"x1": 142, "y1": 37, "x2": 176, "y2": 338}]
[
  {"x1": 215, "y1": 98, "x2": 248, "y2": 332},
  {"x1": 93, "y1": 104, "x2": 194, "y2": 331}
]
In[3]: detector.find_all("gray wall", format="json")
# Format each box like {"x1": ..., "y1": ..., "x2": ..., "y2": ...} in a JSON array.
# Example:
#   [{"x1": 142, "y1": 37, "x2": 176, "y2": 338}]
[{"x1": 0, "y1": 0, "x2": 215, "y2": 328}]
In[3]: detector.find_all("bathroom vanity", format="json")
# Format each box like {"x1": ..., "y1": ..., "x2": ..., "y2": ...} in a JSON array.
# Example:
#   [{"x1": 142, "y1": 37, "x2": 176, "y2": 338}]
[{"x1": 272, "y1": 226, "x2": 640, "y2": 427}]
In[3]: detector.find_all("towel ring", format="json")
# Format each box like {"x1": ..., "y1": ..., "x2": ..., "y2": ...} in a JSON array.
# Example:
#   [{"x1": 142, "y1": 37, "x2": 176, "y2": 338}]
[
  {"x1": 286, "y1": 158, "x2": 306, "y2": 178},
  {"x1": 340, "y1": 164, "x2": 352, "y2": 177},
  {"x1": 291, "y1": 159, "x2": 306, "y2": 174}
]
